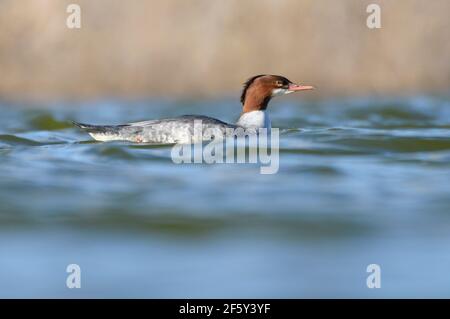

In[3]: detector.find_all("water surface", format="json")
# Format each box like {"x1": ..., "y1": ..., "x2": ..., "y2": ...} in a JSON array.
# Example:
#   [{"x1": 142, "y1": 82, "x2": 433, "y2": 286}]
[{"x1": 0, "y1": 96, "x2": 450, "y2": 297}]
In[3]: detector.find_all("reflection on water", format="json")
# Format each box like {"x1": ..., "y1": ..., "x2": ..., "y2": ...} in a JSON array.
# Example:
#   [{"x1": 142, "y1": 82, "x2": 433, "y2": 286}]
[{"x1": 0, "y1": 96, "x2": 450, "y2": 297}]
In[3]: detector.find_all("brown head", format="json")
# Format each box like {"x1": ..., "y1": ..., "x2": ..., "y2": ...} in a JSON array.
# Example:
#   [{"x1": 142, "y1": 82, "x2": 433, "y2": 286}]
[{"x1": 240, "y1": 75, "x2": 314, "y2": 113}]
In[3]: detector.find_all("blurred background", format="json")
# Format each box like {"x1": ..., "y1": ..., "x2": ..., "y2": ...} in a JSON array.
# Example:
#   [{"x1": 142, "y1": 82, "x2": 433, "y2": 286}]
[
  {"x1": 0, "y1": 0, "x2": 449, "y2": 100},
  {"x1": 0, "y1": 0, "x2": 450, "y2": 298}
]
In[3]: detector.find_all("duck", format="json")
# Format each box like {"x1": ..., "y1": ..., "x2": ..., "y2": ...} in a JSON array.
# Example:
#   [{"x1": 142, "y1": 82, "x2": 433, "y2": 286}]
[{"x1": 73, "y1": 75, "x2": 314, "y2": 144}]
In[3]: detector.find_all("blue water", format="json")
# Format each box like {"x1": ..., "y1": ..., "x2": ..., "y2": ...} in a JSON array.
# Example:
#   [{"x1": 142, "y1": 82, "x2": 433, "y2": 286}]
[{"x1": 0, "y1": 95, "x2": 450, "y2": 297}]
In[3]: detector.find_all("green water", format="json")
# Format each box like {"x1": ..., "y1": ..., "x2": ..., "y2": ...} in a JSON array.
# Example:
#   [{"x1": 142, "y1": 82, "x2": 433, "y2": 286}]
[{"x1": 0, "y1": 96, "x2": 450, "y2": 297}]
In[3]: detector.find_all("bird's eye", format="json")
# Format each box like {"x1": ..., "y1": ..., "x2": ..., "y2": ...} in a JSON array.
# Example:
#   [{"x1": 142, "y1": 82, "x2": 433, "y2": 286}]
[{"x1": 275, "y1": 81, "x2": 283, "y2": 87}]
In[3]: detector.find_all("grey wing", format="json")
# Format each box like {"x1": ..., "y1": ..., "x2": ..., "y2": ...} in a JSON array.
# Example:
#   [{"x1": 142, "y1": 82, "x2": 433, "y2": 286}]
[
  {"x1": 129, "y1": 115, "x2": 237, "y2": 143},
  {"x1": 127, "y1": 115, "x2": 234, "y2": 127}
]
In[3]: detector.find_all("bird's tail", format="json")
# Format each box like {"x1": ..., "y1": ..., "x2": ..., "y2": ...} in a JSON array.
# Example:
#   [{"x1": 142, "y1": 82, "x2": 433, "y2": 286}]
[
  {"x1": 71, "y1": 121, "x2": 127, "y2": 134},
  {"x1": 71, "y1": 121, "x2": 93, "y2": 130},
  {"x1": 71, "y1": 121, "x2": 136, "y2": 142}
]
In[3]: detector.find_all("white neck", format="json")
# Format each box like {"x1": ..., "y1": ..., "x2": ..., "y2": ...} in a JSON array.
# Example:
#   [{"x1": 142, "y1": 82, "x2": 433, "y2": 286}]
[{"x1": 236, "y1": 110, "x2": 271, "y2": 129}]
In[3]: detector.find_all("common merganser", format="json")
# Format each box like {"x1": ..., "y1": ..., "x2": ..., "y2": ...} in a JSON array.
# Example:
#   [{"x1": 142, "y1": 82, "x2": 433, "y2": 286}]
[{"x1": 73, "y1": 75, "x2": 314, "y2": 143}]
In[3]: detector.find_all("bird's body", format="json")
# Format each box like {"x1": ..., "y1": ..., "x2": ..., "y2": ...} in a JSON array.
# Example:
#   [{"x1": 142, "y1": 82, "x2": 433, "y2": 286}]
[
  {"x1": 73, "y1": 75, "x2": 313, "y2": 144},
  {"x1": 74, "y1": 115, "x2": 238, "y2": 144}
]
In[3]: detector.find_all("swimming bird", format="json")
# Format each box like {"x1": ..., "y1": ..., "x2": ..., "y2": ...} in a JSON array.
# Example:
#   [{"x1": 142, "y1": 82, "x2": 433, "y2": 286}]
[{"x1": 73, "y1": 75, "x2": 314, "y2": 144}]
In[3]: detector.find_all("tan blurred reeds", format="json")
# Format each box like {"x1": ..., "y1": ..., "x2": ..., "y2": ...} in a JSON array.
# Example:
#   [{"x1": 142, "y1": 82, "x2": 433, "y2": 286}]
[{"x1": 0, "y1": 0, "x2": 448, "y2": 100}]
